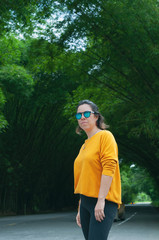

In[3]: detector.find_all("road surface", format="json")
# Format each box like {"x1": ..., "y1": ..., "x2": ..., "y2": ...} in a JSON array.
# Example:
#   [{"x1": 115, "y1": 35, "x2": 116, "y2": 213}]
[
  {"x1": 109, "y1": 203, "x2": 159, "y2": 240},
  {"x1": 0, "y1": 203, "x2": 158, "y2": 239}
]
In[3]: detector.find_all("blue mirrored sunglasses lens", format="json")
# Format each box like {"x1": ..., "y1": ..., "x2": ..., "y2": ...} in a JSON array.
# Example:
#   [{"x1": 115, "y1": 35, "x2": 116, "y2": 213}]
[
  {"x1": 75, "y1": 113, "x2": 82, "y2": 119},
  {"x1": 84, "y1": 111, "x2": 91, "y2": 118}
]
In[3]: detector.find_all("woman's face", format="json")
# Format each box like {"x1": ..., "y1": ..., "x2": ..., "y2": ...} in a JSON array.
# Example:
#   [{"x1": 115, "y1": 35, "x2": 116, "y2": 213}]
[{"x1": 76, "y1": 104, "x2": 98, "y2": 132}]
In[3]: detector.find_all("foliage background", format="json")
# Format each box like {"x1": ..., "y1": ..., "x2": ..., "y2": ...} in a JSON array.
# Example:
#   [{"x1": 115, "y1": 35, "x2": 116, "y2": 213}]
[{"x1": 0, "y1": 0, "x2": 159, "y2": 214}]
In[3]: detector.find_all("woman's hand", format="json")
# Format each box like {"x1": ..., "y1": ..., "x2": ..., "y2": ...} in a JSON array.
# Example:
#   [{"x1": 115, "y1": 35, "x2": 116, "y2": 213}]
[
  {"x1": 94, "y1": 198, "x2": 105, "y2": 222},
  {"x1": 76, "y1": 211, "x2": 81, "y2": 227}
]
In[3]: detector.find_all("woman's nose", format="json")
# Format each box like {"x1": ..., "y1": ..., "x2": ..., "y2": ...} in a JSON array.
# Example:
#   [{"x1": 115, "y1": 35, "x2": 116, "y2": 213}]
[{"x1": 81, "y1": 113, "x2": 86, "y2": 119}]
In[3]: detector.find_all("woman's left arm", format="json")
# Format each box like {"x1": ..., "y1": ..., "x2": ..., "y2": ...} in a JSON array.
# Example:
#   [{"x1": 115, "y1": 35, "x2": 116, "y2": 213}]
[
  {"x1": 94, "y1": 174, "x2": 113, "y2": 222},
  {"x1": 96, "y1": 132, "x2": 118, "y2": 222}
]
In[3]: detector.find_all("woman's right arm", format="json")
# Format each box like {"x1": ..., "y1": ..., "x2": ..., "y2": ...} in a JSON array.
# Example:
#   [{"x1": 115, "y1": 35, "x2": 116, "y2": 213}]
[{"x1": 76, "y1": 199, "x2": 81, "y2": 227}]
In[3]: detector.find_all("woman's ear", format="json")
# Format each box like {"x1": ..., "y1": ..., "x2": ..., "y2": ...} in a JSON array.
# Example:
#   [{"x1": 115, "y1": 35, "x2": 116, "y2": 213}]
[
  {"x1": 95, "y1": 116, "x2": 99, "y2": 125},
  {"x1": 95, "y1": 114, "x2": 99, "y2": 120}
]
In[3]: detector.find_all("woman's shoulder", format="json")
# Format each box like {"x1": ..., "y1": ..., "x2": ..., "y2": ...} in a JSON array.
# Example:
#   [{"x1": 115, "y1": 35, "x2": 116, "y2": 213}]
[
  {"x1": 99, "y1": 130, "x2": 116, "y2": 142},
  {"x1": 99, "y1": 130, "x2": 114, "y2": 137}
]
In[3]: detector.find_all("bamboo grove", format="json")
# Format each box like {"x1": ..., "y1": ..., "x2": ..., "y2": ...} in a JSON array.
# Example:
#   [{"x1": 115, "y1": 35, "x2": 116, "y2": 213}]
[{"x1": 0, "y1": 0, "x2": 159, "y2": 214}]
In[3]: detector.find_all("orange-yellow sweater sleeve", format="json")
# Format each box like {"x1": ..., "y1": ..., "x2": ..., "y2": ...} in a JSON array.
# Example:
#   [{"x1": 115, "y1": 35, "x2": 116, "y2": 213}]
[{"x1": 100, "y1": 131, "x2": 118, "y2": 177}]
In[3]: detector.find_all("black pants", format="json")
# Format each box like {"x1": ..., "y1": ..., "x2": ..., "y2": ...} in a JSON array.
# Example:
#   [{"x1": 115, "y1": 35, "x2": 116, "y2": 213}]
[{"x1": 80, "y1": 195, "x2": 117, "y2": 240}]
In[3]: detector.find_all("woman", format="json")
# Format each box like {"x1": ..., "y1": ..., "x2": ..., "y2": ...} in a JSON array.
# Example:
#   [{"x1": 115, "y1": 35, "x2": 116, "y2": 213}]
[{"x1": 74, "y1": 100, "x2": 121, "y2": 240}]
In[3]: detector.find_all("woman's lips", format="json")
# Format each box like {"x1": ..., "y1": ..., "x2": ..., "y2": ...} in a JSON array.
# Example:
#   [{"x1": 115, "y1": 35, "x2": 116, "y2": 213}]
[{"x1": 80, "y1": 121, "x2": 88, "y2": 125}]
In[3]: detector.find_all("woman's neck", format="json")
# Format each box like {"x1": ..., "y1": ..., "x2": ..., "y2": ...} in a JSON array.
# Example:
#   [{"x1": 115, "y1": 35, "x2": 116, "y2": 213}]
[{"x1": 86, "y1": 127, "x2": 101, "y2": 139}]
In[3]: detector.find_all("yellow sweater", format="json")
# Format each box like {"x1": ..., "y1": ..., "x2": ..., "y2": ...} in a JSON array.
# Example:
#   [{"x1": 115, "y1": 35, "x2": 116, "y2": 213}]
[{"x1": 74, "y1": 130, "x2": 121, "y2": 205}]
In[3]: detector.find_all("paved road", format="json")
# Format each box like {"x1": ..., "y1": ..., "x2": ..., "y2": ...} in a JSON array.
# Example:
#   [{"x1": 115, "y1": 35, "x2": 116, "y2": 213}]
[
  {"x1": 0, "y1": 203, "x2": 158, "y2": 239},
  {"x1": 110, "y1": 203, "x2": 159, "y2": 240}
]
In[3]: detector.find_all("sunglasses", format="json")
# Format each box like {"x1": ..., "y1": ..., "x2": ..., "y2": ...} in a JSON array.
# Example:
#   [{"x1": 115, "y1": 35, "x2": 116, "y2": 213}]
[{"x1": 75, "y1": 111, "x2": 95, "y2": 120}]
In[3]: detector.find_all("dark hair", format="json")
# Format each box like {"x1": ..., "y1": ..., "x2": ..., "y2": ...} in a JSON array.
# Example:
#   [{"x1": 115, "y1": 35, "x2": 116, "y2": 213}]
[{"x1": 76, "y1": 99, "x2": 109, "y2": 134}]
